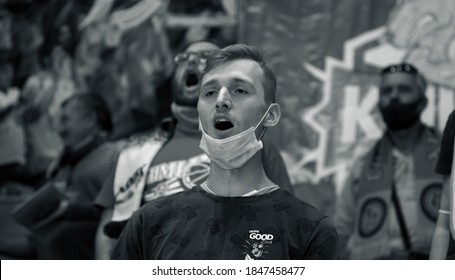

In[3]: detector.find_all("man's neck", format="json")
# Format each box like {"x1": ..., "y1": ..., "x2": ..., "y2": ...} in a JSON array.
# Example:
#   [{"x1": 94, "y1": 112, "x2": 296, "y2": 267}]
[
  {"x1": 171, "y1": 103, "x2": 200, "y2": 135},
  {"x1": 204, "y1": 153, "x2": 275, "y2": 197},
  {"x1": 387, "y1": 121, "x2": 423, "y2": 156}
]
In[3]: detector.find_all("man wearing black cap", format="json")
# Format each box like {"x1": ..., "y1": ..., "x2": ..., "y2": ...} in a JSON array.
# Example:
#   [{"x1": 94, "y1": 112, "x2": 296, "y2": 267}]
[{"x1": 335, "y1": 63, "x2": 442, "y2": 259}]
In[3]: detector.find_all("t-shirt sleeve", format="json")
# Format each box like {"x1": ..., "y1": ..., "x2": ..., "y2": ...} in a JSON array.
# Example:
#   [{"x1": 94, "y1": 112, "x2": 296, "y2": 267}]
[
  {"x1": 262, "y1": 139, "x2": 294, "y2": 195},
  {"x1": 435, "y1": 110, "x2": 455, "y2": 175},
  {"x1": 63, "y1": 141, "x2": 123, "y2": 220},
  {"x1": 94, "y1": 140, "x2": 126, "y2": 209},
  {"x1": 304, "y1": 216, "x2": 339, "y2": 260},
  {"x1": 110, "y1": 209, "x2": 144, "y2": 260}
]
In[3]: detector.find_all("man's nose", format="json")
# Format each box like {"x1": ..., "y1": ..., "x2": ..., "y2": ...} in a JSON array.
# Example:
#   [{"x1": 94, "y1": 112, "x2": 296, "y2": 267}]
[
  {"x1": 215, "y1": 87, "x2": 232, "y2": 111},
  {"x1": 389, "y1": 87, "x2": 400, "y2": 100},
  {"x1": 187, "y1": 54, "x2": 199, "y2": 66}
]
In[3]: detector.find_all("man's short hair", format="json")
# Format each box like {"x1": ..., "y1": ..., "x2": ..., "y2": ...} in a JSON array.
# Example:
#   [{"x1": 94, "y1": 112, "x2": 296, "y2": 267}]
[
  {"x1": 203, "y1": 44, "x2": 277, "y2": 104},
  {"x1": 62, "y1": 94, "x2": 113, "y2": 133},
  {"x1": 176, "y1": 39, "x2": 223, "y2": 55},
  {"x1": 380, "y1": 63, "x2": 427, "y2": 94}
]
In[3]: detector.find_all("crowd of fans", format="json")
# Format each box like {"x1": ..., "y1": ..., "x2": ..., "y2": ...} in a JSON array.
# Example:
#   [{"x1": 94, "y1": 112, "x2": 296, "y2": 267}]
[
  {"x1": 1, "y1": 0, "x2": 454, "y2": 260},
  {"x1": 0, "y1": 0, "x2": 232, "y2": 188},
  {"x1": 0, "y1": 0, "x2": 234, "y2": 259}
]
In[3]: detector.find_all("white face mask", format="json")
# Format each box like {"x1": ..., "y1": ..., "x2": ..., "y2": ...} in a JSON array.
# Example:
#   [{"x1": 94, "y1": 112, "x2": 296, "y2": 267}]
[{"x1": 199, "y1": 104, "x2": 275, "y2": 169}]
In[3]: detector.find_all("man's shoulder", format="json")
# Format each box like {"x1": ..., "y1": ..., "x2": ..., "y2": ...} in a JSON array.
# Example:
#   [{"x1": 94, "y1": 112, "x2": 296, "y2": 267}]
[
  {"x1": 72, "y1": 140, "x2": 124, "y2": 178},
  {"x1": 86, "y1": 140, "x2": 125, "y2": 163},
  {"x1": 140, "y1": 187, "x2": 204, "y2": 212},
  {"x1": 420, "y1": 123, "x2": 441, "y2": 141},
  {"x1": 270, "y1": 189, "x2": 328, "y2": 220},
  {"x1": 269, "y1": 190, "x2": 336, "y2": 241},
  {"x1": 349, "y1": 138, "x2": 380, "y2": 168},
  {"x1": 126, "y1": 118, "x2": 175, "y2": 146},
  {"x1": 446, "y1": 110, "x2": 455, "y2": 126},
  {"x1": 96, "y1": 140, "x2": 126, "y2": 153}
]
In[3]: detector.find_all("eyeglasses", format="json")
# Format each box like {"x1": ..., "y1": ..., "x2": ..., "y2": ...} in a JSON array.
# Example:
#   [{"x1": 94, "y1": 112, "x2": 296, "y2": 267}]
[
  {"x1": 174, "y1": 51, "x2": 216, "y2": 64},
  {"x1": 381, "y1": 63, "x2": 418, "y2": 75}
]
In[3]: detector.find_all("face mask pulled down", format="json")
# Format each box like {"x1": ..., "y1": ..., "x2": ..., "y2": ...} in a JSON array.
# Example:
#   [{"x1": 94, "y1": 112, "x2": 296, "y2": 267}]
[{"x1": 200, "y1": 104, "x2": 275, "y2": 169}]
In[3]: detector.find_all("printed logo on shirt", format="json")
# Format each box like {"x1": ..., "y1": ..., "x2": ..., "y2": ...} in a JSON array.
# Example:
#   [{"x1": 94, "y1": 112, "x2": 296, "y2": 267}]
[
  {"x1": 114, "y1": 164, "x2": 147, "y2": 203},
  {"x1": 359, "y1": 198, "x2": 387, "y2": 237},
  {"x1": 243, "y1": 230, "x2": 274, "y2": 260},
  {"x1": 143, "y1": 154, "x2": 209, "y2": 202}
]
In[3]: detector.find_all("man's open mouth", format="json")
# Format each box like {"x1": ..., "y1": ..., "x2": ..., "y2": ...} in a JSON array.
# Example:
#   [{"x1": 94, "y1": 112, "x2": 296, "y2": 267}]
[
  {"x1": 185, "y1": 70, "x2": 200, "y2": 89},
  {"x1": 214, "y1": 118, "x2": 234, "y2": 130}
]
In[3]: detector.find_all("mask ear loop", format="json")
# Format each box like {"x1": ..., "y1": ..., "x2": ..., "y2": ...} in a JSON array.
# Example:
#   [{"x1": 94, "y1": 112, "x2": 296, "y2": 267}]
[
  {"x1": 258, "y1": 127, "x2": 267, "y2": 140},
  {"x1": 256, "y1": 104, "x2": 275, "y2": 140}
]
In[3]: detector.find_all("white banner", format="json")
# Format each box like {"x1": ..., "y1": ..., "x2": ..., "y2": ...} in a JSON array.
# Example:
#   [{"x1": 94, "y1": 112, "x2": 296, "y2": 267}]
[{"x1": 1, "y1": 260, "x2": 452, "y2": 280}]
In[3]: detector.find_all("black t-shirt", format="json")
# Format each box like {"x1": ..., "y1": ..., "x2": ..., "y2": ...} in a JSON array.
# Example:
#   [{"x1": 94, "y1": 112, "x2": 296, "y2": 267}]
[
  {"x1": 435, "y1": 110, "x2": 455, "y2": 175},
  {"x1": 112, "y1": 186, "x2": 338, "y2": 260}
]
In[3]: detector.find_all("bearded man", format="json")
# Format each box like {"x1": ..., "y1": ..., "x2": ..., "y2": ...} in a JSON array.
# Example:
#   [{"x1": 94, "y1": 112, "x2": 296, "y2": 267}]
[{"x1": 335, "y1": 63, "x2": 442, "y2": 260}]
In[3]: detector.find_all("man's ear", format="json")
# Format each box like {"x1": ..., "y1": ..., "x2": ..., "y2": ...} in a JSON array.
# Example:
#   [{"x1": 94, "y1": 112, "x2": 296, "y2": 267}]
[{"x1": 263, "y1": 103, "x2": 281, "y2": 128}]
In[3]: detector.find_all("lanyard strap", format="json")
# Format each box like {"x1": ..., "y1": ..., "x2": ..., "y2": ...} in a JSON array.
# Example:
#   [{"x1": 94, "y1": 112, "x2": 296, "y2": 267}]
[{"x1": 391, "y1": 181, "x2": 412, "y2": 251}]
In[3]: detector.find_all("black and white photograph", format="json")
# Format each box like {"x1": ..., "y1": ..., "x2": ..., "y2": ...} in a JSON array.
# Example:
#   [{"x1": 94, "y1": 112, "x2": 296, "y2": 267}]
[{"x1": 1, "y1": 0, "x2": 454, "y2": 278}]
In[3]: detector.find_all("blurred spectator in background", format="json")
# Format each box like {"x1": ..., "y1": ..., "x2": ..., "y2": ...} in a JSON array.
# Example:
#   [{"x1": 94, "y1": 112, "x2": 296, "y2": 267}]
[
  {"x1": 0, "y1": 5, "x2": 26, "y2": 190},
  {"x1": 166, "y1": 0, "x2": 235, "y2": 52},
  {"x1": 0, "y1": 0, "x2": 238, "y2": 259},
  {"x1": 1, "y1": 0, "x2": 237, "y2": 151},
  {"x1": 39, "y1": 0, "x2": 92, "y2": 124},
  {"x1": 4, "y1": 0, "x2": 46, "y2": 88},
  {"x1": 1, "y1": 0, "x2": 91, "y2": 192},
  {"x1": 0, "y1": 94, "x2": 124, "y2": 259},
  {"x1": 93, "y1": 40, "x2": 294, "y2": 259},
  {"x1": 0, "y1": 8, "x2": 34, "y2": 192},
  {"x1": 335, "y1": 63, "x2": 442, "y2": 259},
  {"x1": 0, "y1": 76, "x2": 26, "y2": 191},
  {"x1": 14, "y1": 72, "x2": 63, "y2": 187},
  {"x1": 75, "y1": 0, "x2": 174, "y2": 137}
]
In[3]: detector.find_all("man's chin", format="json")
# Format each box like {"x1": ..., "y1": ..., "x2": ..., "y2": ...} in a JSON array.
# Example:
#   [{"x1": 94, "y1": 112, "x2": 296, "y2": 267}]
[
  {"x1": 174, "y1": 98, "x2": 198, "y2": 107},
  {"x1": 174, "y1": 90, "x2": 199, "y2": 107},
  {"x1": 183, "y1": 85, "x2": 200, "y2": 95}
]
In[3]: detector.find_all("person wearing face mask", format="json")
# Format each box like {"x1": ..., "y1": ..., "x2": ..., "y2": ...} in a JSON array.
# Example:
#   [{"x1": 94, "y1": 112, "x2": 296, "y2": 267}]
[
  {"x1": 94, "y1": 42, "x2": 294, "y2": 259},
  {"x1": 111, "y1": 44, "x2": 338, "y2": 260},
  {"x1": 334, "y1": 63, "x2": 443, "y2": 259}
]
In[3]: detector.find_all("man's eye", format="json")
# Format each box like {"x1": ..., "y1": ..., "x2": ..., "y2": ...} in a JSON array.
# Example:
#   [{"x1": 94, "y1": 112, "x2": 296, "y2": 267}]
[
  {"x1": 234, "y1": 88, "x2": 248, "y2": 94},
  {"x1": 380, "y1": 87, "x2": 391, "y2": 95},
  {"x1": 398, "y1": 86, "x2": 412, "y2": 93},
  {"x1": 205, "y1": 90, "x2": 217, "y2": 96}
]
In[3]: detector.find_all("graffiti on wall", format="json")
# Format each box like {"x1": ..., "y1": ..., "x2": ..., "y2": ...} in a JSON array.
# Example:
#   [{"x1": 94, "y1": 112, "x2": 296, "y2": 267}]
[
  {"x1": 386, "y1": 0, "x2": 455, "y2": 88},
  {"x1": 280, "y1": 0, "x2": 455, "y2": 194}
]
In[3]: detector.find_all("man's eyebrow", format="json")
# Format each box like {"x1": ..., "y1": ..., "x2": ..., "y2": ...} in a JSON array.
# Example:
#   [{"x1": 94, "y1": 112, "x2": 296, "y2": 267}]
[
  {"x1": 201, "y1": 77, "x2": 255, "y2": 88},
  {"x1": 201, "y1": 79, "x2": 219, "y2": 88},
  {"x1": 230, "y1": 77, "x2": 254, "y2": 87}
]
